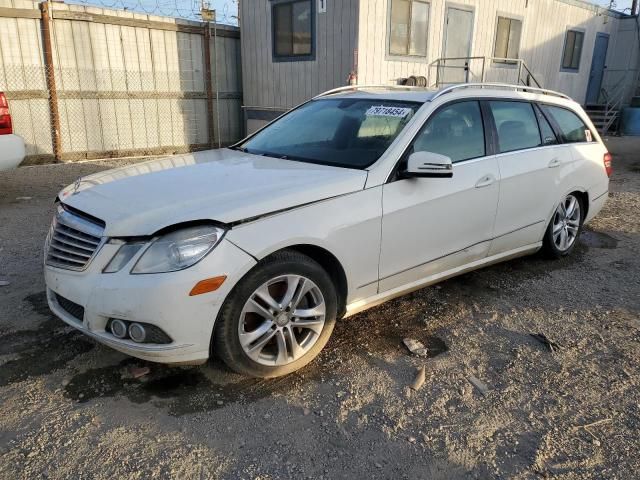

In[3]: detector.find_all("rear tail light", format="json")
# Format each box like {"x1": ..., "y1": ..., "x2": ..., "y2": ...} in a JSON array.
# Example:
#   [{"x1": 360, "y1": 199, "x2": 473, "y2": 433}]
[
  {"x1": 0, "y1": 92, "x2": 12, "y2": 135},
  {"x1": 603, "y1": 152, "x2": 613, "y2": 177}
]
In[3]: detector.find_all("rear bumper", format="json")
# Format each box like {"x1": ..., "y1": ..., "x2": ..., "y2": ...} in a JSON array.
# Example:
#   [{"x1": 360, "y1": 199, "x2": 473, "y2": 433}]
[
  {"x1": 0, "y1": 134, "x2": 26, "y2": 171},
  {"x1": 44, "y1": 238, "x2": 257, "y2": 364}
]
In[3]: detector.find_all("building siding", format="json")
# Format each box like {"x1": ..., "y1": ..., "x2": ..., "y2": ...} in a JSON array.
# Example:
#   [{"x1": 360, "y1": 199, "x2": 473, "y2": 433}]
[
  {"x1": 357, "y1": 0, "x2": 623, "y2": 104},
  {"x1": 240, "y1": 0, "x2": 359, "y2": 111}
]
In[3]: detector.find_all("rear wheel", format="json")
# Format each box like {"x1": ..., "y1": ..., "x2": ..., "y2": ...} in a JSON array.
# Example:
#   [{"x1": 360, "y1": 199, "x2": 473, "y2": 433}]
[
  {"x1": 213, "y1": 250, "x2": 337, "y2": 378},
  {"x1": 542, "y1": 193, "x2": 584, "y2": 258}
]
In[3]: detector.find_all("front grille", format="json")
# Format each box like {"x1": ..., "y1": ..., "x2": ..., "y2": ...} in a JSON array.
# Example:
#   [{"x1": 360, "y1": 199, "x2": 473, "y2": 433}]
[
  {"x1": 46, "y1": 204, "x2": 105, "y2": 271},
  {"x1": 55, "y1": 293, "x2": 85, "y2": 322}
]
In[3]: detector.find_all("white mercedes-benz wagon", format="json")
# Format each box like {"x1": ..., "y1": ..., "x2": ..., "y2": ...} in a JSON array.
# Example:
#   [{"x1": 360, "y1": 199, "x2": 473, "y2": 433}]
[{"x1": 44, "y1": 84, "x2": 611, "y2": 377}]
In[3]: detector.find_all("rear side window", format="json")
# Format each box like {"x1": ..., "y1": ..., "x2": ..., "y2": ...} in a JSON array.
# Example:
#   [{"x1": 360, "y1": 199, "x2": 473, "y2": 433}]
[
  {"x1": 541, "y1": 105, "x2": 593, "y2": 143},
  {"x1": 489, "y1": 101, "x2": 541, "y2": 153},
  {"x1": 412, "y1": 101, "x2": 485, "y2": 163}
]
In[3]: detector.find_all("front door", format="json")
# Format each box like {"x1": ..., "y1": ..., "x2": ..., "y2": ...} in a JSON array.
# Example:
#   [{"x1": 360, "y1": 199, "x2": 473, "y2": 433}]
[
  {"x1": 379, "y1": 100, "x2": 499, "y2": 292},
  {"x1": 585, "y1": 33, "x2": 609, "y2": 105},
  {"x1": 439, "y1": 7, "x2": 474, "y2": 85}
]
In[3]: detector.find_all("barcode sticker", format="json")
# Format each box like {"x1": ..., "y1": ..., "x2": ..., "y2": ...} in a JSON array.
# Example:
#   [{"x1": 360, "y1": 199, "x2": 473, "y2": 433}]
[
  {"x1": 585, "y1": 130, "x2": 592, "y2": 142},
  {"x1": 365, "y1": 105, "x2": 412, "y2": 118}
]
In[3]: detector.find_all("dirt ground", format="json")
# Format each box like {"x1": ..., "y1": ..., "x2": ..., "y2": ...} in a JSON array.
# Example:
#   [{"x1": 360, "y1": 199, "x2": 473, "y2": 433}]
[{"x1": 1, "y1": 138, "x2": 639, "y2": 480}]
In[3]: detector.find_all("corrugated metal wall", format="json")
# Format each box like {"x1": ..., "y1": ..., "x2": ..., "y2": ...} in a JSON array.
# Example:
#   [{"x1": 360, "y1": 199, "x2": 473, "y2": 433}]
[{"x1": 0, "y1": 0, "x2": 242, "y2": 164}]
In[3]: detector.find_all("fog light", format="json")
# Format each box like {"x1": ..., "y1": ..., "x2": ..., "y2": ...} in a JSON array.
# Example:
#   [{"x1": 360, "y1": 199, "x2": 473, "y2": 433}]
[
  {"x1": 128, "y1": 323, "x2": 146, "y2": 343},
  {"x1": 110, "y1": 319, "x2": 128, "y2": 339}
]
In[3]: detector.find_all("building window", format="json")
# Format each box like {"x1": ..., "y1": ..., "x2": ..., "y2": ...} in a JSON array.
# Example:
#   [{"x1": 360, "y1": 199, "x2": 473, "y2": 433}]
[
  {"x1": 389, "y1": 0, "x2": 429, "y2": 57},
  {"x1": 493, "y1": 16, "x2": 522, "y2": 63},
  {"x1": 561, "y1": 30, "x2": 584, "y2": 71},
  {"x1": 272, "y1": 0, "x2": 313, "y2": 60}
]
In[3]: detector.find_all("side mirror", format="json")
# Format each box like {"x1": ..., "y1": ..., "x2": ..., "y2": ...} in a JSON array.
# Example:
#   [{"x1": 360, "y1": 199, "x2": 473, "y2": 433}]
[{"x1": 403, "y1": 151, "x2": 453, "y2": 178}]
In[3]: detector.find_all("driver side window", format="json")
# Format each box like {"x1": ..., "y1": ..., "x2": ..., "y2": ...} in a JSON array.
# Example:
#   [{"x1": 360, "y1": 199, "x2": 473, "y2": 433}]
[{"x1": 412, "y1": 101, "x2": 485, "y2": 163}]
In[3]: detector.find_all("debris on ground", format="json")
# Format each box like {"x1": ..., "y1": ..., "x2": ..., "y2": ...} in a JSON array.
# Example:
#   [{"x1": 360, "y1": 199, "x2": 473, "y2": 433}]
[
  {"x1": 530, "y1": 333, "x2": 562, "y2": 352},
  {"x1": 0, "y1": 280, "x2": 10, "y2": 287},
  {"x1": 410, "y1": 366, "x2": 426, "y2": 391},
  {"x1": 467, "y1": 375, "x2": 490, "y2": 397},
  {"x1": 571, "y1": 418, "x2": 612, "y2": 431},
  {"x1": 15, "y1": 196, "x2": 32, "y2": 201},
  {"x1": 127, "y1": 366, "x2": 150, "y2": 379},
  {"x1": 403, "y1": 338, "x2": 428, "y2": 357}
]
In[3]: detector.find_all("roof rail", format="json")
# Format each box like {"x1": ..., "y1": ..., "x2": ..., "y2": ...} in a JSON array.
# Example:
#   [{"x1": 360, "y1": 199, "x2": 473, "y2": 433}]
[
  {"x1": 431, "y1": 83, "x2": 571, "y2": 101},
  {"x1": 313, "y1": 84, "x2": 430, "y2": 99}
]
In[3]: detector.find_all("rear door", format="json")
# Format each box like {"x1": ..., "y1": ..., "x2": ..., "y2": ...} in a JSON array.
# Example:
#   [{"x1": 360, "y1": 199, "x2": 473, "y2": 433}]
[{"x1": 487, "y1": 100, "x2": 567, "y2": 256}]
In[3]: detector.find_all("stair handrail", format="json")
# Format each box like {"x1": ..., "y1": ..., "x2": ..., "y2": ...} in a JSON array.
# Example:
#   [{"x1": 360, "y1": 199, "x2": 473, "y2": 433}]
[
  {"x1": 431, "y1": 56, "x2": 541, "y2": 89},
  {"x1": 600, "y1": 69, "x2": 635, "y2": 134}
]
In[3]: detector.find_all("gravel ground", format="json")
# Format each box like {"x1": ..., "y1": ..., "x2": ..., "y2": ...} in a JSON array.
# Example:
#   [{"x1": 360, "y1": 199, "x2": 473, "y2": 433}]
[{"x1": 1, "y1": 139, "x2": 639, "y2": 479}]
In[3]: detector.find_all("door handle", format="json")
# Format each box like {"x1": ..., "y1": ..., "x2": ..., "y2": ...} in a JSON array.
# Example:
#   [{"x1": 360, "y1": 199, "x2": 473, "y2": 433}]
[
  {"x1": 475, "y1": 175, "x2": 495, "y2": 188},
  {"x1": 548, "y1": 158, "x2": 561, "y2": 168}
]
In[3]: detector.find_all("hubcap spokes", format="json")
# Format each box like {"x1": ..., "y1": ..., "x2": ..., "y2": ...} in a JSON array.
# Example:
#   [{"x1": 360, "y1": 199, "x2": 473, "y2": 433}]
[
  {"x1": 238, "y1": 275, "x2": 326, "y2": 366},
  {"x1": 553, "y1": 195, "x2": 581, "y2": 251}
]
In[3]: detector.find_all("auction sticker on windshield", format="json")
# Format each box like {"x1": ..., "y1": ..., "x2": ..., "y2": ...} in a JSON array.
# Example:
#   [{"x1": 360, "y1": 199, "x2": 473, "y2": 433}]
[{"x1": 365, "y1": 105, "x2": 412, "y2": 118}]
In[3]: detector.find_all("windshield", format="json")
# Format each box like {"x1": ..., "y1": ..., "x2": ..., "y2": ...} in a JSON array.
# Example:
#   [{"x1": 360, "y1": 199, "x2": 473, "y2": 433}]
[{"x1": 237, "y1": 98, "x2": 422, "y2": 169}]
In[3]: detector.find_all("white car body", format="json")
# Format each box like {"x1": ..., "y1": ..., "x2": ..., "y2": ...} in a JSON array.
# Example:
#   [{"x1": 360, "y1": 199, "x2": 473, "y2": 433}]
[
  {"x1": 44, "y1": 84, "x2": 610, "y2": 366},
  {"x1": 0, "y1": 134, "x2": 26, "y2": 171}
]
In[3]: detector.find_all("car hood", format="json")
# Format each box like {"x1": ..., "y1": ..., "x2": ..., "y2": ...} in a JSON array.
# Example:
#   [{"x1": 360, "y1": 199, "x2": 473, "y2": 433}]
[{"x1": 59, "y1": 149, "x2": 368, "y2": 237}]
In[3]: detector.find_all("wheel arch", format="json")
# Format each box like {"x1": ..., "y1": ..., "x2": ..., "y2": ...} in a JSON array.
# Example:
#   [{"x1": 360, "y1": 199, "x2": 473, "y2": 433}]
[
  {"x1": 545, "y1": 187, "x2": 589, "y2": 226},
  {"x1": 266, "y1": 244, "x2": 349, "y2": 318},
  {"x1": 571, "y1": 189, "x2": 589, "y2": 220}
]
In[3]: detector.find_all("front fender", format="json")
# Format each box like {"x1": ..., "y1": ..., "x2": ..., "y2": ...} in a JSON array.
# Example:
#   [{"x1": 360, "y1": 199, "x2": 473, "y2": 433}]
[{"x1": 225, "y1": 188, "x2": 383, "y2": 303}]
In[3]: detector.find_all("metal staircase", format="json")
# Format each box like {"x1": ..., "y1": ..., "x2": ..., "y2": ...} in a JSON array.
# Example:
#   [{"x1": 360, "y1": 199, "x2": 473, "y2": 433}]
[{"x1": 584, "y1": 70, "x2": 638, "y2": 135}]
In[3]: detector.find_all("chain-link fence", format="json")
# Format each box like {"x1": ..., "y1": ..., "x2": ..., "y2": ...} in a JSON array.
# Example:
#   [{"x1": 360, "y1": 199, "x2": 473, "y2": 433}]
[{"x1": 0, "y1": 2, "x2": 242, "y2": 164}]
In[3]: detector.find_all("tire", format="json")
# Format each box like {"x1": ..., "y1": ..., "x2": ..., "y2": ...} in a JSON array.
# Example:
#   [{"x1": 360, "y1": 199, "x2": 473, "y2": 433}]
[
  {"x1": 212, "y1": 250, "x2": 337, "y2": 378},
  {"x1": 542, "y1": 193, "x2": 585, "y2": 259}
]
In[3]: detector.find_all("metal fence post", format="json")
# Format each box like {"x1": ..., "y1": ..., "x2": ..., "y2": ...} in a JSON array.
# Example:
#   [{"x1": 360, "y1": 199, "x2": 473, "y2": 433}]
[
  {"x1": 203, "y1": 22, "x2": 215, "y2": 149},
  {"x1": 40, "y1": 1, "x2": 62, "y2": 162}
]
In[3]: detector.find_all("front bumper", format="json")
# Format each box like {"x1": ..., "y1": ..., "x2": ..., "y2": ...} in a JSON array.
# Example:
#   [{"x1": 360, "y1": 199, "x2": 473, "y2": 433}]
[{"x1": 45, "y1": 238, "x2": 256, "y2": 364}]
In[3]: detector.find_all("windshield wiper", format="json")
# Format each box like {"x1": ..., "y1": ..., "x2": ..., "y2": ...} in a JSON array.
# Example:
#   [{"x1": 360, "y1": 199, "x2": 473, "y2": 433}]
[
  {"x1": 228, "y1": 145, "x2": 248, "y2": 152},
  {"x1": 259, "y1": 151, "x2": 290, "y2": 160}
]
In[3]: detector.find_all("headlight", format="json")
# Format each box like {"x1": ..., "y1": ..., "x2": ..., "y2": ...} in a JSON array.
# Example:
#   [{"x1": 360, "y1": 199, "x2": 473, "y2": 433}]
[
  {"x1": 103, "y1": 240, "x2": 145, "y2": 273},
  {"x1": 102, "y1": 225, "x2": 225, "y2": 275},
  {"x1": 132, "y1": 225, "x2": 225, "y2": 274}
]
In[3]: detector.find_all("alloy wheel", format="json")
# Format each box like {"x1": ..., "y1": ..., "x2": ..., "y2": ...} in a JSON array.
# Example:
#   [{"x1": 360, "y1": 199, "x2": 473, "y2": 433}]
[
  {"x1": 552, "y1": 194, "x2": 581, "y2": 252},
  {"x1": 238, "y1": 275, "x2": 326, "y2": 366}
]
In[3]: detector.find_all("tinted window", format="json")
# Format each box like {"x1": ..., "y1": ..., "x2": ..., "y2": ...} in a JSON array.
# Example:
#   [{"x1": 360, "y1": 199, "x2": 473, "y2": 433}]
[
  {"x1": 240, "y1": 99, "x2": 421, "y2": 169},
  {"x1": 542, "y1": 105, "x2": 592, "y2": 143},
  {"x1": 534, "y1": 105, "x2": 558, "y2": 145},
  {"x1": 273, "y1": 0, "x2": 312, "y2": 58},
  {"x1": 489, "y1": 101, "x2": 541, "y2": 153},
  {"x1": 412, "y1": 101, "x2": 485, "y2": 163}
]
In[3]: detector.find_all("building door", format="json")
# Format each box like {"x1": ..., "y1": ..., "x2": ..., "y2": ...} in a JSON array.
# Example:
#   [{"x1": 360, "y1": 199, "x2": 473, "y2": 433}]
[
  {"x1": 585, "y1": 33, "x2": 609, "y2": 105},
  {"x1": 439, "y1": 6, "x2": 474, "y2": 85}
]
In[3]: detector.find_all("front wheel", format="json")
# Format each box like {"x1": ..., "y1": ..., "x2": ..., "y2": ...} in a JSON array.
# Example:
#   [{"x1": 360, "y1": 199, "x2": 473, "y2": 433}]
[
  {"x1": 213, "y1": 250, "x2": 337, "y2": 378},
  {"x1": 542, "y1": 193, "x2": 584, "y2": 258}
]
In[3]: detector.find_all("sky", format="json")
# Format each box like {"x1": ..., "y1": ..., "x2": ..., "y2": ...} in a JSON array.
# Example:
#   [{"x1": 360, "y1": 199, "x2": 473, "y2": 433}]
[
  {"x1": 594, "y1": 0, "x2": 635, "y2": 13},
  {"x1": 70, "y1": 0, "x2": 635, "y2": 25}
]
